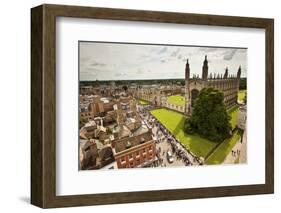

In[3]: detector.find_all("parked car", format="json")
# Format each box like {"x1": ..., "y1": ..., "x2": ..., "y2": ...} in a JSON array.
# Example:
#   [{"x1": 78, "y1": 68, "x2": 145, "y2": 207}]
[{"x1": 166, "y1": 151, "x2": 174, "y2": 163}]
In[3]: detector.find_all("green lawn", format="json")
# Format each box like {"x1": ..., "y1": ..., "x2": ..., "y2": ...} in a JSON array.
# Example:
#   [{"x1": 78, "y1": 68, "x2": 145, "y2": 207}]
[
  {"x1": 167, "y1": 95, "x2": 186, "y2": 107},
  {"x1": 150, "y1": 108, "x2": 218, "y2": 158},
  {"x1": 138, "y1": 99, "x2": 149, "y2": 105},
  {"x1": 238, "y1": 90, "x2": 246, "y2": 103},
  {"x1": 150, "y1": 108, "x2": 240, "y2": 162},
  {"x1": 205, "y1": 131, "x2": 240, "y2": 165},
  {"x1": 228, "y1": 106, "x2": 238, "y2": 130}
]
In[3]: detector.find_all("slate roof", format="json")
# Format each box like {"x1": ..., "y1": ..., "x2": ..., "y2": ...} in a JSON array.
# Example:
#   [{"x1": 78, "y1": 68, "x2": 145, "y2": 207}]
[{"x1": 114, "y1": 131, "x2": 153, "y2": 153}]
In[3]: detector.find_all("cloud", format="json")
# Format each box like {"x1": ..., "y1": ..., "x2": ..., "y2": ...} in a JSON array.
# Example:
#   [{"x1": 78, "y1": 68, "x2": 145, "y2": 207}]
[
  {"x1": 237, "y1": 49, "x2": 247, "y2": 54},
  {"x1": 80, "y1": 42, "x2": 247, "y2": 80},
  {"x1": 140, "y1": 54, "x2": 150, "y2": 59},
  {"x1": 80, "y1": 56, "x2": 91, "y2": 63},
  {"x1": 223, "y1": 49, "x2": 237, "y2": 60},
  {"x1": 158, "y1": 47, "x2": 168, "y2": 54},
  {"x1": 177, "y1": 54, "x2": 182, "y2": 60},
  {"x1": 115, "y1": 73, "x2": 127, "y2": 77},
  {"x1": 172, "y1": 72, "x2": 181, "y2": 76},
  {"x1": 170, "y1": 48, "x2": 180, "y2": 57},
  {"x1": 90, "y1": 60, "x2": 106, "y2": 67},
  {"x1": 81, "y1": 67, "x2": 101, "y2": 73},
  {"x1": 198, "y1": 47, "x2": 218, "y2": 53},
  {"x1": 137, "y1": 68, "x2": 143, "y2": 74}
]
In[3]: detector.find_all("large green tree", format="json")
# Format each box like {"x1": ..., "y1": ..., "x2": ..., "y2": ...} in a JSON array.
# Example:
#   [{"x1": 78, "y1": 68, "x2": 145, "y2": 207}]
[{"x1": 184, "y1": 88, "x2": 232, "y2": 142}]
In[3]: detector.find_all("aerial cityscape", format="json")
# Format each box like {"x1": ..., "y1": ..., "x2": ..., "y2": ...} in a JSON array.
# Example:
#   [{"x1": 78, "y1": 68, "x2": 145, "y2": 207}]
[{"x1": 79, "y1": 42, "x2": 247, "y2": 170}]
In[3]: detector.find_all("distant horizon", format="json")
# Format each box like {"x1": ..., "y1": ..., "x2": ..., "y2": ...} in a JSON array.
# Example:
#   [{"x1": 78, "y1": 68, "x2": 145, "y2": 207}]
[{"x1": 79, "y1": 77, "x2": 247, "y2": 82}]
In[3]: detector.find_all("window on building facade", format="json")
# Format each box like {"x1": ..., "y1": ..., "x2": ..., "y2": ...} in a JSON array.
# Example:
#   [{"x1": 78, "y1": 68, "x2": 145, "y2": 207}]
[{"x1": 121, "y1": 156, "x2": 126, "y2": 164}]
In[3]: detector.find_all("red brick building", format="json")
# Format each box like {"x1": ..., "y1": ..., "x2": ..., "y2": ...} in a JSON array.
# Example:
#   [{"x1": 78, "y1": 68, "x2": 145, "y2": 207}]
[{"x1": 112, "y1": 130, "x2": 156, "y2": 169}]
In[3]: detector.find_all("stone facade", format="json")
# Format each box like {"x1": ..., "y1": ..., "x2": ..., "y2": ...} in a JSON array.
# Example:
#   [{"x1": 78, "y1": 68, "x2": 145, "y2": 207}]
[
  {"x1": 135, "y1": 85, "x2": 185, "y2": 113},
  {"x1": 112, "y1": 130, "x2": 156, "y2": 169},
  {"x1": 136, "y1": 55, "x2": 242, "y2": 115},
  {"x1": 238, "y1": 105, "x2": 247, "y2": 130},
  {"x1": 185, "y1": 56, "x2": 241, "y2": 114}
]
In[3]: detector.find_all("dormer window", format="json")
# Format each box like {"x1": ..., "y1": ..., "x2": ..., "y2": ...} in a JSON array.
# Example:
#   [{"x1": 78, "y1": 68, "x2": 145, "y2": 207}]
[
  {"x1": 140, "y1": 137, "x2": 145, "y2": 144},
  {"x1": 126, "y1": 141, "x2": 132, "y2": 149}
]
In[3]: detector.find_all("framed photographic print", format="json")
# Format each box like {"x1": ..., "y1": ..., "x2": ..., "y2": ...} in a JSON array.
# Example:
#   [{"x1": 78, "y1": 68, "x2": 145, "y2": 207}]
[{"x1": 31, "y1": 4, "x2": 274, "y2": 208}]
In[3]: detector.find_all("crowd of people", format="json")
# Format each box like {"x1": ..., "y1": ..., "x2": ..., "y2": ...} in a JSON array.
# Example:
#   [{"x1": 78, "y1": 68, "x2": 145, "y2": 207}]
[
  {"x1": 152, "y1": 117, "x2": 202, "y2": 166},
  {"x1": 137, "y1": 103, "x2": 202, "y2": 167}
]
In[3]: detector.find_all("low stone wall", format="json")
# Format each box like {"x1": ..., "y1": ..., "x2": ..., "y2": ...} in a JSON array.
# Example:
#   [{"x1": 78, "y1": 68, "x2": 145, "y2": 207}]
[
  {"x1": 137, "y1": 94, "x2": 186, "y2": 114},
  {"x1": 164, "y1": 102, "x2": 185, "y2": 113}
]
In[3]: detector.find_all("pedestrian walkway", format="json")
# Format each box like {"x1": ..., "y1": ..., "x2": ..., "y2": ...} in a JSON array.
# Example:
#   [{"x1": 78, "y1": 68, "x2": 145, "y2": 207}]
[
  {"x1": 239, "y1": 129, "x2": 247, "y2": 163},
  {"x1": 223, "y1": 141, "x2": 241, "y2": 164},
  {"x1": 223, "y1": 130, "x2": 247, "y2": 164}
]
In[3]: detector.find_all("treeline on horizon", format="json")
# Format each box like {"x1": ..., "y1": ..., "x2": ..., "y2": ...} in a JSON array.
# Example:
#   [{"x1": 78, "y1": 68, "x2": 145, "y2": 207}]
[{"x1": 80, "y1": 78, "x2": 247, "y2": 90}]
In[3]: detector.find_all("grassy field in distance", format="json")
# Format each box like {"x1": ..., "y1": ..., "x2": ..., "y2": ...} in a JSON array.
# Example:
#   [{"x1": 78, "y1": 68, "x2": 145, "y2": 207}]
[{"x1": 167, "y1": 95, "x2": 186, "y2": 107}]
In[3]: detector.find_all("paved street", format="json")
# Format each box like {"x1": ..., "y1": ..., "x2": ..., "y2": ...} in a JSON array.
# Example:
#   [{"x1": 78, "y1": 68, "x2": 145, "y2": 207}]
[
  {"x1": 223, "y1": 128, "x2": 247, "y2": 164},
  {"x1": 152, "y1": 125, "x2": 186, "y2": 167},
  {"x1": 239, "y1": 128, "x2": 247, "y2": 163},
  {"x1": 137, "y1": 104, "x2": 200, "y2": 168}
]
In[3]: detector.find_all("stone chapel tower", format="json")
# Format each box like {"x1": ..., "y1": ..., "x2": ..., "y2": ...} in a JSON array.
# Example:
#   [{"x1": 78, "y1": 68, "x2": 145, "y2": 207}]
[
  {"x1": 236, "y1": 65, "x2": 242, "y2": 87},
  {"x1": 185, "y1": 59, "x2": 190, "y2": 114},
  {"x1": 202, "y1": 55, "x2": 209, "y2": 80},
  {"x1": 224, "y1": 67, "x2": 229, "y2": 79},
  {"x1": 237, "y1": 65, "x2": 241, "y2": 79}
]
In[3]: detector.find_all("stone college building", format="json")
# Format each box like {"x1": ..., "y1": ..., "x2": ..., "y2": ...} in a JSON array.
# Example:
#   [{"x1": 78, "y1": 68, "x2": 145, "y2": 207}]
[{"x1": 185, "y1": 55, "x2": 241, "y2": 114}]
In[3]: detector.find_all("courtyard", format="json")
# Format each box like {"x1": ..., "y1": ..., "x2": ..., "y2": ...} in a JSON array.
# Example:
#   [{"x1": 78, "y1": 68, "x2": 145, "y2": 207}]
[{"x1": 167, "y1": 95, "x2": 186, "y2": 107}]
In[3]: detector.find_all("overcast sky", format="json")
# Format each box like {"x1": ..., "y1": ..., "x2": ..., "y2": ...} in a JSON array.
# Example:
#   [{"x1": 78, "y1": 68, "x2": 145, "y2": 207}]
[{"x1": 79, "y1": 42, "x2": 247, "y2": 81}]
